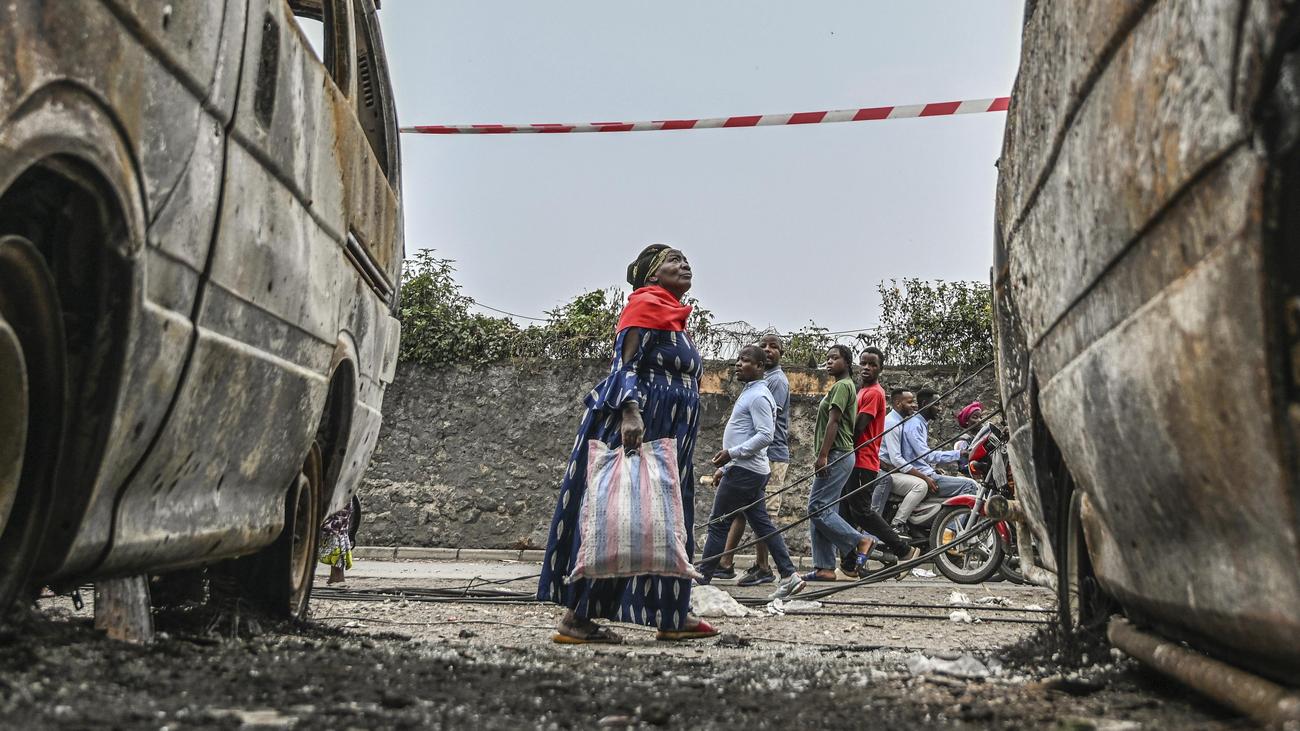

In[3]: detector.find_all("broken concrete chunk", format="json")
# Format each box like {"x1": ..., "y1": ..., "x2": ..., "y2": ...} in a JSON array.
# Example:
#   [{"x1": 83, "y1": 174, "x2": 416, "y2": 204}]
[
  {"x1": 690, "y1": 584, "x2": 760, "y2": 618},
  {"x1": 905, "y1": 653, "x2": 1001, "y2": 679}
]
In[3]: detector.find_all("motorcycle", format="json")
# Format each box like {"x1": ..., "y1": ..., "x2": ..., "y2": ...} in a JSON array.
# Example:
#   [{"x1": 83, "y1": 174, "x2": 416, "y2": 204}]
[{"x1": 880, "y1": 423, "x2": 1019, "y2": 584}]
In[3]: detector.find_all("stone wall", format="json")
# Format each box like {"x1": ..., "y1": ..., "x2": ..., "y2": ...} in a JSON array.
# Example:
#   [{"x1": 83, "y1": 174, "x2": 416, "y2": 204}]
[{"x1": 357, "y1": 360, "x2": 996, "y2": 552}]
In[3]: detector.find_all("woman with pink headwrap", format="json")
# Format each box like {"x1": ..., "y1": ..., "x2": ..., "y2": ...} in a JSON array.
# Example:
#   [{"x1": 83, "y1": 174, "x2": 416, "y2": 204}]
[
  {"x1": 953, "y1": 402, "x2": 985, "y2": 472},
  {"x1": 956, "y1": 401, "x2": 983, "y2": 429}
]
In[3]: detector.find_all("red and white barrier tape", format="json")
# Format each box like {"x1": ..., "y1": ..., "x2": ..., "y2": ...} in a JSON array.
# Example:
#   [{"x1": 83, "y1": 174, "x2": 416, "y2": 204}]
[{"x1": 400, "y1": 96, "x2": 1010, "y2": 135}]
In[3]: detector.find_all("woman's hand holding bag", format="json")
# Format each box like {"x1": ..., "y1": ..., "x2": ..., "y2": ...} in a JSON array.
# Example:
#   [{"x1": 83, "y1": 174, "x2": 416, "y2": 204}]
[{"x1": 619, "y1": 403, "x2": 644, "y2": 452}]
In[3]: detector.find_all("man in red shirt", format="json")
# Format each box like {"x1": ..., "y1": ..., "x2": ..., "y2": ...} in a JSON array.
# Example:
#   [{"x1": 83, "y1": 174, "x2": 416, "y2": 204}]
[{"x1": 839, "y1": 347, "x2": 918, "y2": 575}]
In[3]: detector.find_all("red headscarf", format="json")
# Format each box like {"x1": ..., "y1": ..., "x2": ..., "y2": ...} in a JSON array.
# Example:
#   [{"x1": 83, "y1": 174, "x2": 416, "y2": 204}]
[{"x1": 615, "y1": 285, "x2": 692, "y2": 333}]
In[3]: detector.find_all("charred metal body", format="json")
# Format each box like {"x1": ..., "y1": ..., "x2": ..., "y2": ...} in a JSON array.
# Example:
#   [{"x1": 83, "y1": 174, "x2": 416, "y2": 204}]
[
  {"x1": 995, "y1": 2, "x2": 1300, "y2": 682},
  {"x1": 0, "y1": 0, "x2": 402, "y2": 617}
]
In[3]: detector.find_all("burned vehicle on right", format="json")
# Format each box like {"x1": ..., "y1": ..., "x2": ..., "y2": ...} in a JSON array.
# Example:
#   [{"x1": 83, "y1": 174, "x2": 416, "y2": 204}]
[{"x1": 993, "y1": 0, "x2": 1300, "y2": 694}]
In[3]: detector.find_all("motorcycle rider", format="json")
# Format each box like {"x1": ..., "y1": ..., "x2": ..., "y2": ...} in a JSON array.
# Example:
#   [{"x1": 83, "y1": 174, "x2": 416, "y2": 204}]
[
  {"x1": 877, "y1": 388, "x2": 934, "y2": 536},
  {"x1": 900, "y1": 387, "x2": 979, "y2": 501}
]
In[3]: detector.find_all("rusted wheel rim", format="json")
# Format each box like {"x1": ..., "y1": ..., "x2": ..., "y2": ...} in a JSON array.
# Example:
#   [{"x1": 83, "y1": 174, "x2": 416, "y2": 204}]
[
  {"x1": 287, "y1": 442, "x2": 322, "y2": 614},
  {"x1": 1061, "y1": 491, "x2": 1083, "y2": 632},
  {"x1": 0, "y1": 235, "x2": 61, "y2": 552},
  {"x1": 0, "y1": 316, "x2": 26, "y2": 533}
]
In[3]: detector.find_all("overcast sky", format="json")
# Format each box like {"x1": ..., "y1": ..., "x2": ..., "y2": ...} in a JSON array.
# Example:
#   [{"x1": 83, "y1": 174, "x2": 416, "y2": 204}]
[{"x1": 374, "y1": 2, "x2": 1025, "y2": 334}]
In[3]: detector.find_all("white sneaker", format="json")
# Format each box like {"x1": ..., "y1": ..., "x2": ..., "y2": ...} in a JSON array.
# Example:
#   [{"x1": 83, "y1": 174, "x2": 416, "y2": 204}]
[{"x1": 769, "y1": 572, "x2": 806, "y2": 601}]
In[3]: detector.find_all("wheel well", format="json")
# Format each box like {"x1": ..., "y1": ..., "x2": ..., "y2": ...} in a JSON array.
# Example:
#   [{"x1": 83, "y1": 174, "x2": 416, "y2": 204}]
[
  {"x1": 0, "y1": 156, "x2": 133, "y2": 574},
  {"x1": 315, "y1": 359, "x2": 357, "y2": 513},
  {"x1": 1028, "y1": 375, "x2": 1118, "y2": 637}
]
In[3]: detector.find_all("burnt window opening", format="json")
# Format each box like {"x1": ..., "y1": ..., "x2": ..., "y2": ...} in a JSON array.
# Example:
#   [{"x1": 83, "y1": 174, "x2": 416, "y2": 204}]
[
  {"x1": 289, "y1": 0, "x2": 350, "y2": 92},
  {"x1": 351, "y1": 0, "x2": 398, "y2": 182}
]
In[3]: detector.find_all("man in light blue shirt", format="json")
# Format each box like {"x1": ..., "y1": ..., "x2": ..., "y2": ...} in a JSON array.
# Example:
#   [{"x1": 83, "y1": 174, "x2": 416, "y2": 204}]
[
  {"x1": 875, "y1": 388, "x2": 934, "y2": 533},
  {"x1": 900, "y1": 387, "x2": 978, "y2": 500},
  {"x1": 696, "y1": 345, "x2": 804, "y2": 600},
  {"x1": 729, "y1": 333, "x2": 792, "y2": 586},
  {"x1": 717, "y1": 366, "x2": 776, "y2": 476},
  {"x1": 762, "y1": 335, "x2": 791, "y2": 466}
]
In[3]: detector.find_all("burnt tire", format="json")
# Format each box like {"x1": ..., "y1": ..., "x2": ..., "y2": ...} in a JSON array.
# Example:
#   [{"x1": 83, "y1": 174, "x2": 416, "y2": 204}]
[
  {"x1": 0, "y1": 235, "x2": 64, "y2": 621},
  {"x1": 347, "y1": 494, "x2": 362, "y2": 547},
  {"x1": 929, "y1": 504, "x2": 1003, "y2": 584},
  {"x1": 1056, "y1": 488, "x2": 1117, "y2": 637},
  {"x1": 233, "y1": 442, "x2": 322, "y2": 620},
  {"x1": 997, "y1": 551, "x2": 1028, "y2": 584}
]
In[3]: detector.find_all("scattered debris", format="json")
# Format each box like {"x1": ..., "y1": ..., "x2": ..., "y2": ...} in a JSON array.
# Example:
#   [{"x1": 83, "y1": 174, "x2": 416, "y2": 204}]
[
  {"x1": 206, "y1": 708, "x2": 299, "y2": 728},
  {"x1": 715, "y1": 633, "x2": 750, "y2": 649},
  {"x1": 1024, "y1": 604, "x2": 1046, "y2": 611},
  {"x1": 458, "y1": 629, "x2": 477, "y2": 639},
  {"x1": 1040, "y1": 677, "x2": 1107, "y2": 697},
  {"x1": 904, "y1": 653, "x2": 1001, "y2": 679},
  {"x1": 921, "y1": 673, "x2": 970, "y2": 688},
  {"x1": 912, "y1": 568, "x2": 937, "y2": 579},
  {"x1": 817, "y1": 644, "x2": 881, "y2": 654},
  {"x1": 1055, "y1": 717, "x2": 1143, "y2": 731},
  {"x1": 975, "y1": 595, "x2": 1013, "y2": 606},
  {"x1": 690, "y1": 584, "x2": 760, "y2": 617},
  {"x1": 949, "y1": 609, "x2": 980, "y2": 624},
  {"x1": 765, "y1": 598, "x2": 823, "y2": 616},
  {"x1": 947, "y1": 591, "x2": 972, "y2": 606}
]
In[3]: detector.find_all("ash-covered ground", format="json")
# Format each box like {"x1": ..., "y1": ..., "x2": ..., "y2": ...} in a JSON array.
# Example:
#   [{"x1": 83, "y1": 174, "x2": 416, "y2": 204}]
[{"x1": 0, "y1": 559, "x2": 1250, "y2": 729}]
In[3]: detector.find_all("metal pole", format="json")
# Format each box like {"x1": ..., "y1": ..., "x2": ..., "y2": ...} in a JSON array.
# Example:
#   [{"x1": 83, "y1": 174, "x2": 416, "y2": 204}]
[{"x1": 1109, "y1": 617, "x2": 1300, "y2": 729}]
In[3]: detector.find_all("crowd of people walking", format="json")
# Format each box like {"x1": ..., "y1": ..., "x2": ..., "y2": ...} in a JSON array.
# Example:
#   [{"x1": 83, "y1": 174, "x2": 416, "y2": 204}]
[{"x1": 538, "y1": 244, "x2": 979, "y2": 644}]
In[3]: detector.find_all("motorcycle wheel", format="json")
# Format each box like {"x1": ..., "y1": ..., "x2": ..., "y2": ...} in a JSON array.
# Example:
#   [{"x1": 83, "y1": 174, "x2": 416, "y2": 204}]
[{"x1": 929, "y1": 505, "x2": 1003, "y2": 584}]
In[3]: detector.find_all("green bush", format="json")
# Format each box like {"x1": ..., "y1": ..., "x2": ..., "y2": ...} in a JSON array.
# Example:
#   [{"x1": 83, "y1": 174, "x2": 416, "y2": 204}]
[
  {"x1": 876, "y1": 278, "x2": 992, "y2": 367},
  {"x1": 397, "y1": 252, "x2": 988, "y2": 368},
  {"x1": 783, "y1": 323, "x2": 837, "y2": 369},
  {"x1": 397, "y1": 251, "x2": 522, "y2": 367},
  {"x1": 397, "y1": 251, "x2": 714, "y2": 365}
]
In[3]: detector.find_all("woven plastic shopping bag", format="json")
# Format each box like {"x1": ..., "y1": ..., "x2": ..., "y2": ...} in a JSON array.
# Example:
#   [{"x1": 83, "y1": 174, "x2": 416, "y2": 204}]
[{"x1": 568, "y1": 437, "x2": 702, "y2": 581}]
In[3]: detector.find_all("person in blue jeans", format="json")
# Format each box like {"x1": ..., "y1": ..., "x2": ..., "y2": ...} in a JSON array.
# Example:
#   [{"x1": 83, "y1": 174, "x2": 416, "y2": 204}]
[
  {"x1": 900, "y1": 386, "x2": 979, "y2": 499},
  {"x1": 696, "y1": 345, "x2": 805, "y2": 600},
  {"x1": 805, "y1": 345, "x2": 879, "y2": 582}
]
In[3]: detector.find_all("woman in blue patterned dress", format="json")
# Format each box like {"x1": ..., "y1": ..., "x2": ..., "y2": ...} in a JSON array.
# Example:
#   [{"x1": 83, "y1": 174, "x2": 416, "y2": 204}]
[{"x1": 538, "y1": 245, "x2": 717, "y2": 644}]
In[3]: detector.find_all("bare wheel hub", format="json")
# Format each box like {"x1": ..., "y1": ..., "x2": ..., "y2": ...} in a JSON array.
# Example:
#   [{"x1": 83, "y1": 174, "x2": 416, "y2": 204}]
[
  {"x1": 0, "y1": 233, "x2": 64, "y2": 615},
  {"x1": 0, "y1": 316, "x2": 26, "y2": 533},
  {"x1": 287, "y1": 443, "x2": 322, "y2": 614},
  {"x1": 0, "y1": 234, "x2": 61, "y2": 544}
]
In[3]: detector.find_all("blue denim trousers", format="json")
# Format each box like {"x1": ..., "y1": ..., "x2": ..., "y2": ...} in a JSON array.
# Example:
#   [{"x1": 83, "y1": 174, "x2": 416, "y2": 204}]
[
  {"x1": 698, "y1": 465, "x2": 797, "y2": 579},
  {"x1": 934, "y1": 474, "x2": 978, "y2": 497},
  {"x1": 807, "y1": 450, "x2": 870, "y2": 570},
  {"x1": 871, "y1": 471, "x2": 894, "y2": 514}
]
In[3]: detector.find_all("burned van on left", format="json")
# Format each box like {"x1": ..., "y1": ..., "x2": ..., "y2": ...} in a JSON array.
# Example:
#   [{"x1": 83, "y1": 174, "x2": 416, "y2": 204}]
[{"x1": 0, "y1": 0, "x2": 403, "y2": 619}]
